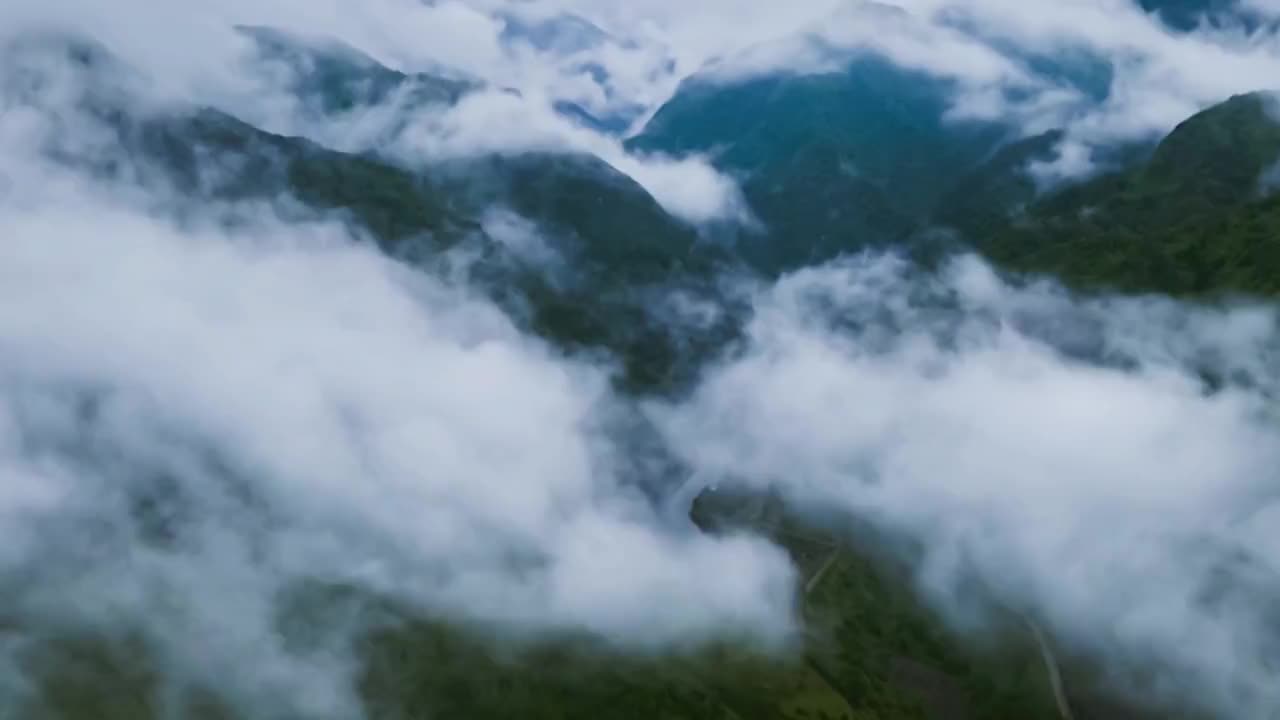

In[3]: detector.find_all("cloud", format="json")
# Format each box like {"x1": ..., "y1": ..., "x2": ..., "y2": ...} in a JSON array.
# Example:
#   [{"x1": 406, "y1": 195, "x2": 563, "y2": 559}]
[
  {"x1": 347, "y1": 88, "x2": 750, "y2": 224},
  {"x1": 8, "y1": 2, "x2": 1280, "y2": 717},
  {"x1": 0, "y1": 59, "x2": 795, "y2": 717},
  {"x1": 0, "y1": 0, "x2": 749, "y2": 225},
  {"x1": 28, "y1": 0, "x2": 1280, "y2": 215},
  {"x1": 654, "y1": 252, "x2": 1280, "y2": 717}
]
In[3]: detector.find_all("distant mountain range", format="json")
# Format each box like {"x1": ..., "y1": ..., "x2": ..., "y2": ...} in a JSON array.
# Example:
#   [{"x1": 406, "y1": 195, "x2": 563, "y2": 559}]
[{"x1": 34, "y1": 10, "x2": 1280, "y2": 389}]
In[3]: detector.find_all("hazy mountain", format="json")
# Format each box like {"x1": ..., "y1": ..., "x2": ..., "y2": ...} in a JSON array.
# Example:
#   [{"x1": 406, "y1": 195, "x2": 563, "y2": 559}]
[
  {"x1": 240, "y1": 25, "x2": 477, "y2": 115},
  {"x1": 240, "y1": 25, "x2": 629, "y2": 134},
  {"x1": 121, "y1": 107, "x2": 730, "y2": 393},
  {"x1": 629, "y1": 55, "x2": 1011, "y2": 271}
]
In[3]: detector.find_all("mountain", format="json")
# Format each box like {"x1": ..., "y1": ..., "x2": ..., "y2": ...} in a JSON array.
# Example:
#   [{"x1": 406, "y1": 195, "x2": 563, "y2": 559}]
[
  {"x1": 35, "y1": 496, "x2": 1069, "y2": 720},
  {"x1": 970, "y1": 92, "x2": 1280, "y2": 296},
  {"x1": 241, "y1": 25, "x2": 628, "y2": 135},
  {"x1": 1134, "y1": 0, "x2": 1261, "y2": 31},
  {"x1": 241, "y1": 25, "x2": 476, "y2": 117},
  {"x1": 930, "y1": 130, "x2": 1067, "y2": 241},
  {"x1": 16, "y1": 31, "x2": 732, "y2": 396},
  {"x1": 628, "y1": 55, "x2": 1012, "y2": 272}
]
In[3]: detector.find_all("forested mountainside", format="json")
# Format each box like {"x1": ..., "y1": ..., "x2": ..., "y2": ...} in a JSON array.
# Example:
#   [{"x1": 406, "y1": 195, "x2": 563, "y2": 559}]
[
  {"x1": 125, "y1": 80, "x2": 1280, "y2": 396},
  {"x1": 626, "y1": 56, "x2": 1010, "y2": 270},
  {"x1": 630, "y1": 50, "x2": 1280, "y2": 299},
  {"x1": 105, "y1": 106, "x2": 729, "y2": 393},
  {"x1": 8, "y1": 3, "x2": 1280, "y2": 719},
  {"x1": 965, "y1": 93, "x2": 1280, "y2": 296}
]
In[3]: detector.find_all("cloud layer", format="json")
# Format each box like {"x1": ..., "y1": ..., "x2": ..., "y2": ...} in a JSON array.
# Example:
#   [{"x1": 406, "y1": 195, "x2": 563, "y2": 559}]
[
  {"x1": 656, "y1": 254, "x2": 1280, "y2": 718},
  {"x1": 0, "y1": 70, "x2": 794, "y2": 717},
  {"x1": 5, "y1": 2, "x2": 1280, "y2": 718}
]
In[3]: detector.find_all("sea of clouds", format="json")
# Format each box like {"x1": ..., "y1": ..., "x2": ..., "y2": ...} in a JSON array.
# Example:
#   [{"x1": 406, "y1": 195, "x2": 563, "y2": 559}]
[{"x1": 4, "y1": 1, "x2": 1280, "y2": 717}]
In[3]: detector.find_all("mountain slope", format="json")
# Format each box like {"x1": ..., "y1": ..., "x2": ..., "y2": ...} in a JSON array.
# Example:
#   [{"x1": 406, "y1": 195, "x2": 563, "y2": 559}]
[
  {"x1": 121, "y1": 105, "x2": 734, "y2": 392},
  {"x1": 628, "y1": 55, "x2": 1010, "y2": 272},
  {"x1": 973, "y1": 92, "x2": 1280, "y2": 296},
  {"x1": 241, "y1": 25, "x2": 476, "y2": 116}
]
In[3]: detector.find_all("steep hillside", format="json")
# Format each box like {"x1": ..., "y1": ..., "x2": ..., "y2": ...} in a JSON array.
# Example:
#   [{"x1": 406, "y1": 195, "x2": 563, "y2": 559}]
[
  {"x1": 241, "y1": 25, "x2": 476, "y2": 116},
  {"x1": 973, "y1": 92, "x2": 1280, "y2": 296},
  {"x1": 628, "y1": 56, "x2": 1010, "y2": 271},
  {"x1": 122, "y1": 106, "x2": 735, "y2": 392},
  {"x1": 23, "y1": 502, "x2": 1070, "y2": 720}
]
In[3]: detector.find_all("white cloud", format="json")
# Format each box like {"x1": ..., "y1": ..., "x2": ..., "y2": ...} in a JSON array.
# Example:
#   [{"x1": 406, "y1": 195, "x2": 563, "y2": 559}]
[
  {"x1": 19, "y1": 0, "x2": 1280, "y2": 215},
  {"x1": 8, "y1": 2, "x2": 1280, "y2": 717},
  {"x1": 0, "y1": 93, "x2": 795, "y2": 716},
  {"x1": 655, "y1": 253, "x2": 1280, "y2": 717},
  {"x1": 287, "y1": 87, "x2": 750, "y2": 224}
]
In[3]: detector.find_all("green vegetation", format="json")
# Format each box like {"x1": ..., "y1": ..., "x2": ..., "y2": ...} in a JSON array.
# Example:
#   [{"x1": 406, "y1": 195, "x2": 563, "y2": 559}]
[
  {"x1": 693, "y1": 491, "x2": 1064, "y2": 720},
  {"x1": 628, "y1": 52, "x2": 1280, "y2": 304},
  {"x1": 627, "y1": 57, "x2": 1009, "y2": 272},
  {"x1": 971, "y1": 92, "x2": 1280, "y2": 297},
  {"x1": 16, "y1": 521, "x2": 1065, "y2": 720},
  {"x1": 361, "y1": 622, "x2": 850, "y2": 720}
]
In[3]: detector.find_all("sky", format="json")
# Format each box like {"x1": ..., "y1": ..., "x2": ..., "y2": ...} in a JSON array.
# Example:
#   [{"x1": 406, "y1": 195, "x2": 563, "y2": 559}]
[{"x1": 4, "y1": 1, "x2": 1280, "y2": 718}]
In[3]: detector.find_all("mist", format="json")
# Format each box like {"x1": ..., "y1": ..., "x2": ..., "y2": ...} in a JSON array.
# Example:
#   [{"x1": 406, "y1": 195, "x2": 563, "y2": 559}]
[
  {"x1": 3, "y1": 1, "x2": 1280, "y2": 718},
  {"x1": 655, "y1": 253, "x2": 1280, "y2": 718},
  {"x1": 0, "y1": 48, "x2": 794, "y2": 718}
]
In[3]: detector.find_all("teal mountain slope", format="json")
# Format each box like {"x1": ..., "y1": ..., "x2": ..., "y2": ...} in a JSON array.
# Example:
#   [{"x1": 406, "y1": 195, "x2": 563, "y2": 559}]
[{"x1": 628, "y1": 56, "x2": 1011, "y2": 272}]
